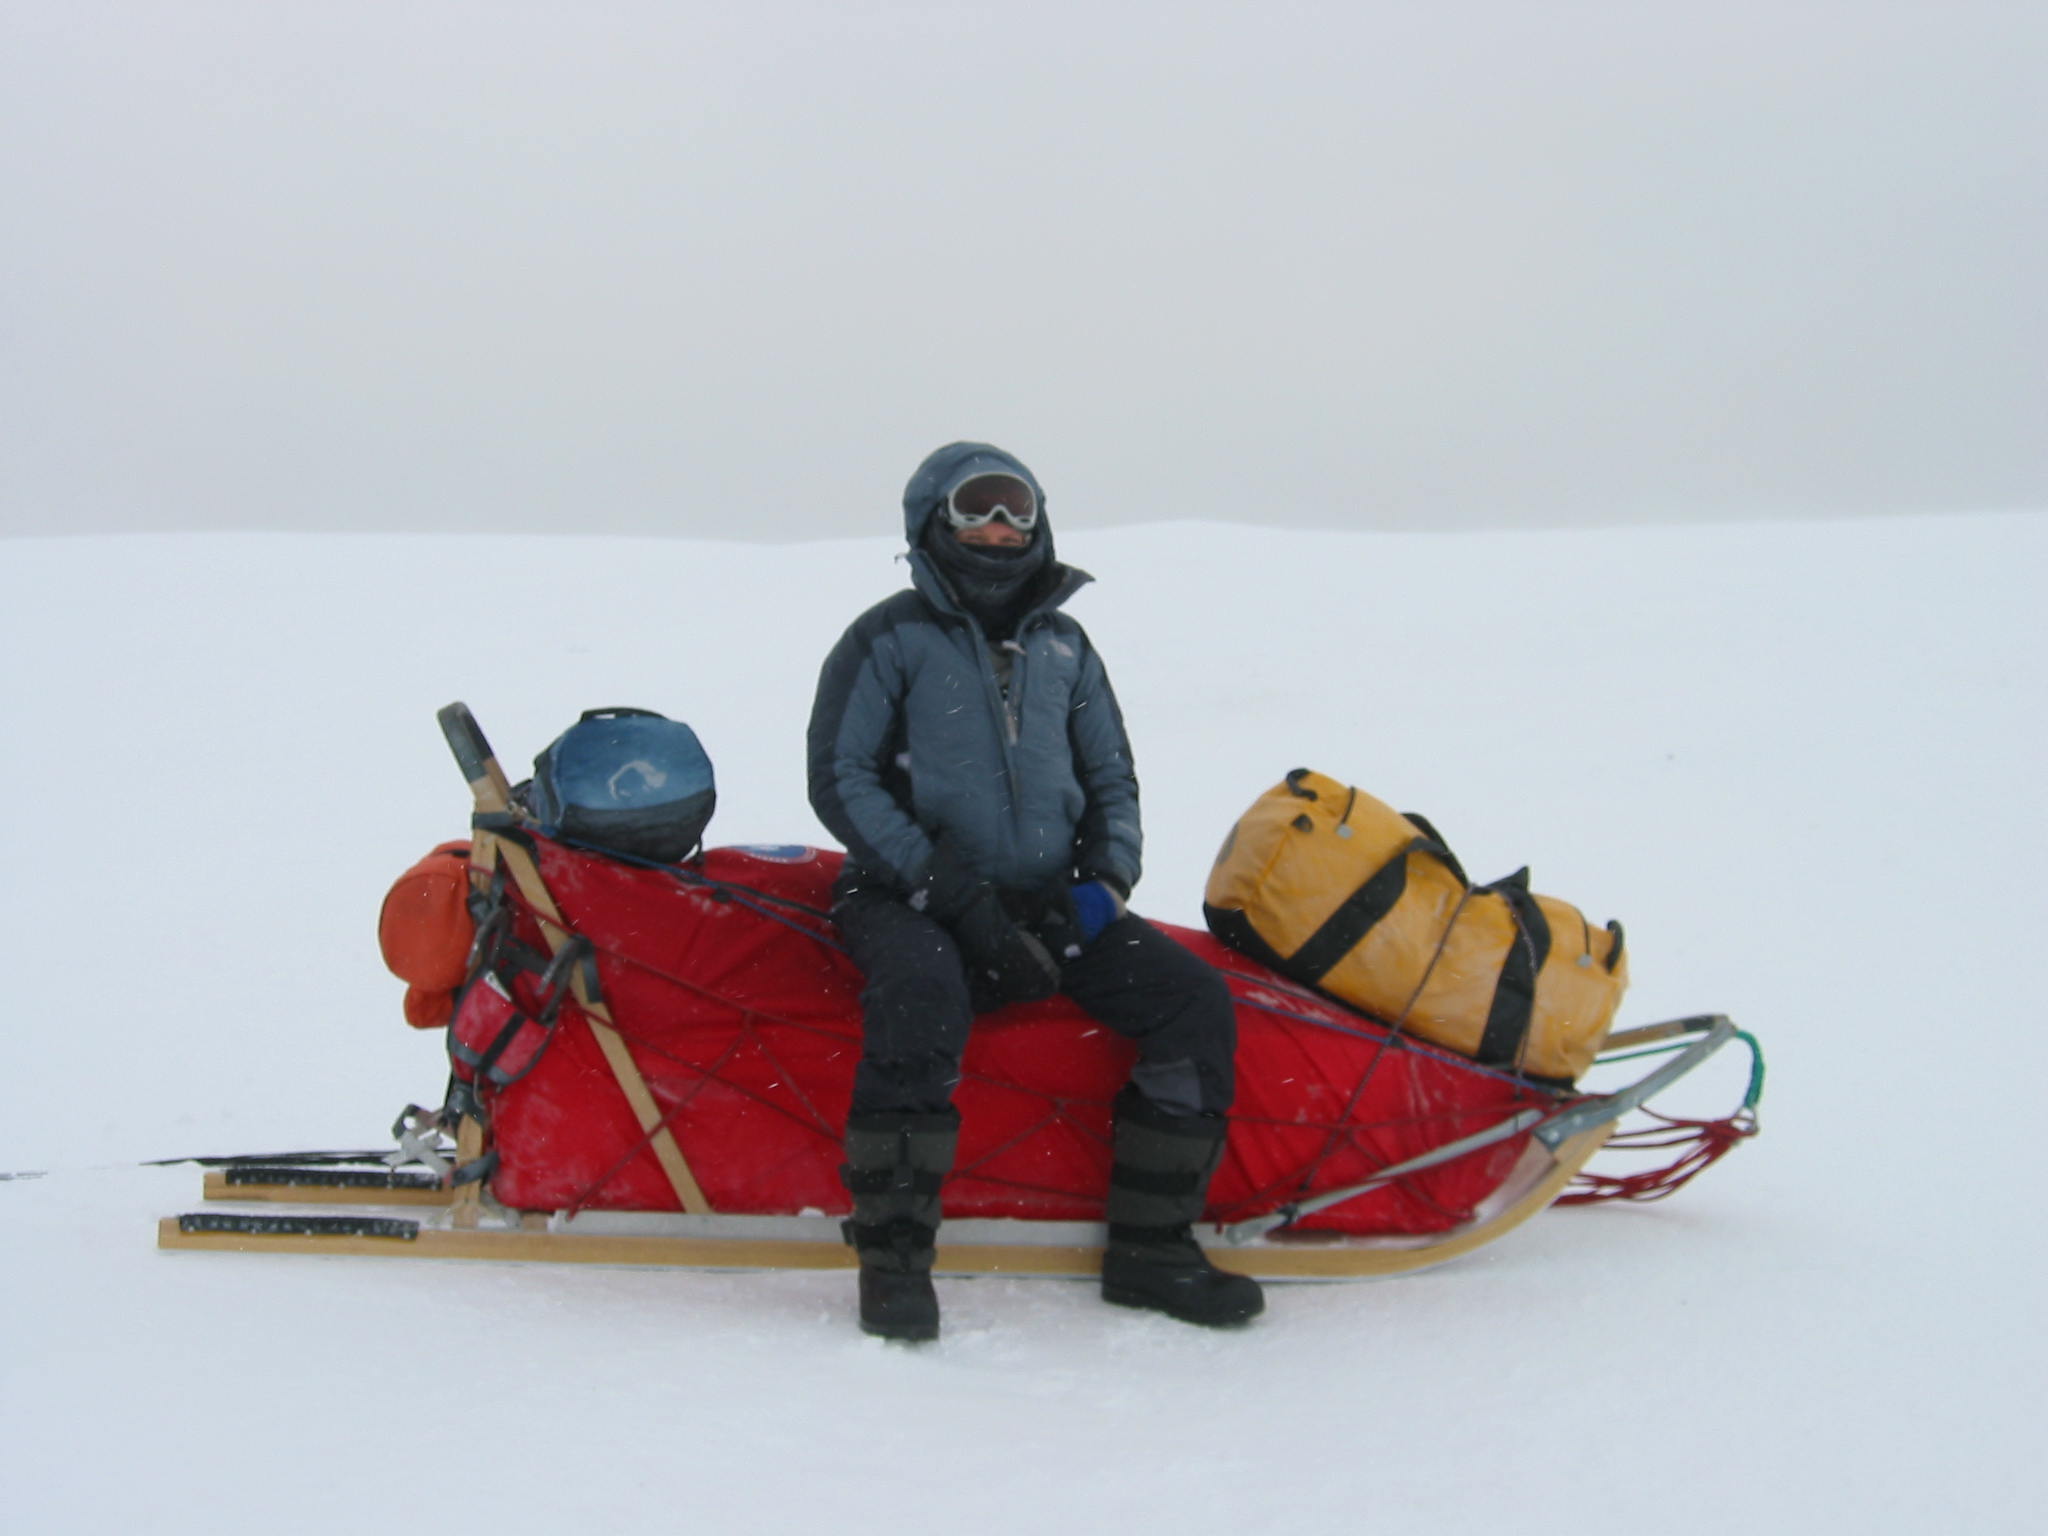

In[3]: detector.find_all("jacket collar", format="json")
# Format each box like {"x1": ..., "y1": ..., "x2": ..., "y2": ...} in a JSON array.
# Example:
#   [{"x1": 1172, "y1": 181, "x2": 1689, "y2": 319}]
[{"x1": 907, "y1": 549, "x2": 1093, "y2": 629}]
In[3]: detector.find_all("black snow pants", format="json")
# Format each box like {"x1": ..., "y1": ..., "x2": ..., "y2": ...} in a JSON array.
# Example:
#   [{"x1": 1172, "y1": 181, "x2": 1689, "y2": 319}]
[{"x1": 835, "y1": 891, "x2": 1237, "y2": 1120}]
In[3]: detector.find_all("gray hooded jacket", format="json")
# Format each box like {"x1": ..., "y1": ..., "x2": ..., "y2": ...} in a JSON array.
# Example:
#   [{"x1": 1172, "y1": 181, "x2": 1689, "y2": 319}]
[{"x1": 807, "y1": 442, "x2": 1142, "y2": 900}]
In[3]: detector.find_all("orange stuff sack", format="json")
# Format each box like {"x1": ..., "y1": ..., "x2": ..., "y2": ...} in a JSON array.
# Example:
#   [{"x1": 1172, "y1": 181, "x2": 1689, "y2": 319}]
[
  {"x1": 1203, "y1": 771, "x2": 1627, "y2": 1083},
  {"x1": 378, "y1": 841, "x2": 475, "y2": 1029}
]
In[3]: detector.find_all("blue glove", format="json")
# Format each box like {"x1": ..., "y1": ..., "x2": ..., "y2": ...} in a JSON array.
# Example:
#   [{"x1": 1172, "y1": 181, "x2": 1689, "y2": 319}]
[{"x1": 1069, "y1": 880, "x2": 1127, "y2": 945}]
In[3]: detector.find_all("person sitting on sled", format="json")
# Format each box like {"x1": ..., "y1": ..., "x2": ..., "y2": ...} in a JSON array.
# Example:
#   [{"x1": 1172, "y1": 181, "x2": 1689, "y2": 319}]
[{"x1": 807, "y1": 441, "x2": 1263, "y2": 1341}]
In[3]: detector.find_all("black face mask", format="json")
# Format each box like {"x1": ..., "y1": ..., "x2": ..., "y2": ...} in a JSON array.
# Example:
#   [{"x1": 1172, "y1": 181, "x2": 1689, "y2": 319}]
[{"x1": 921, "y1": 519, "x2": 1051, "y2": 639}]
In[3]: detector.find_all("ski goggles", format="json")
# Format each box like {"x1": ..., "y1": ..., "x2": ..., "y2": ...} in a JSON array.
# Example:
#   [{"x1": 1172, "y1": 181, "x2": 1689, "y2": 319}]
[{"x1": 943, "y1": 471, "x2": 1039, "y2": 532}]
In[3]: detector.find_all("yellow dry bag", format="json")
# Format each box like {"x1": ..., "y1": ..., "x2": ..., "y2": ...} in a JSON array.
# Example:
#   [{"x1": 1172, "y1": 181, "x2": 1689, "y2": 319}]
[{"x1": 1203, "y1": 770, "x2": 1628, "y2": 1083}]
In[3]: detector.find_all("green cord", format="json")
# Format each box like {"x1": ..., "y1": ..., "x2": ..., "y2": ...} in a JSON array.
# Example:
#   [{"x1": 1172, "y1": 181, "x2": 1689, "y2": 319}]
[
  {"x1": 1595, "y1": 1041, "x2": 1692, "y2": 1065},
  {"x1": 1597, "y1": 1028, "x2": 1767, "y2": 1114},
  {"x1": 1734, "y1": 1029, "x2": 1766, "y2": 1111}
]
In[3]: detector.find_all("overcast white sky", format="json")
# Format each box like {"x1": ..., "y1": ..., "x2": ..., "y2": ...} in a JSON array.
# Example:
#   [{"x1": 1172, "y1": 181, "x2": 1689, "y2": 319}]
[{"x1": 3, "y1": 1, "x2": 2042, "y2": 540}]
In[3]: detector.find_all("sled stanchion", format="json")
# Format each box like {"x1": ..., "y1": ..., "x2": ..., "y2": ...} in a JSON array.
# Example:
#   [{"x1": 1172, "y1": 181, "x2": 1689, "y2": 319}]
[
  {"x1": 437, "y1": 702, "x2": 712, "y2": 1217},
  {"x1": 450, "y1": 1117, "x2": 487, "y2": 1227}
]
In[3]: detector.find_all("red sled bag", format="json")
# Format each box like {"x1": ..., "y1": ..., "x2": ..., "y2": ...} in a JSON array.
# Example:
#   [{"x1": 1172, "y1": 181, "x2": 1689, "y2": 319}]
[
  {"x1": 447, "y1": 930, "x2": 592, "y2": 1088},
  {"x1": 458, "y1": 840, "x2": 1563, "y2": 1237},
  {"x1": 448, "y1": 971, "x2": 560, "y2": 1088}
]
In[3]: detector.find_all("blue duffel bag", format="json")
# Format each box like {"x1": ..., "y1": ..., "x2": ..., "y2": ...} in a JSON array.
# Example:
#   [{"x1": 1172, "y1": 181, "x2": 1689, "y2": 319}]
[{"x1": 528, "y1": 708, "x2": 716, "y2": 863}]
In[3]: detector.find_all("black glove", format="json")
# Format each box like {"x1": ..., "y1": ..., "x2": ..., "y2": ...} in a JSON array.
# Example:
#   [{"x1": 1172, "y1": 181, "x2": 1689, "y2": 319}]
[
  {"x1": 917, "y1": 840, "x2": 1062, "y2": 1011},
  {"x1": 955, "y1": 894, "x2": 1063, "y2": 1012}
]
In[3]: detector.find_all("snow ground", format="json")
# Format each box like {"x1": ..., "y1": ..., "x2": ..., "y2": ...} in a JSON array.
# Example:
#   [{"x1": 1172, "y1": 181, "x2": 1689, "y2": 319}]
[{"x1": 2, "y1": 514, "x2": 2042, "y2": 1533}]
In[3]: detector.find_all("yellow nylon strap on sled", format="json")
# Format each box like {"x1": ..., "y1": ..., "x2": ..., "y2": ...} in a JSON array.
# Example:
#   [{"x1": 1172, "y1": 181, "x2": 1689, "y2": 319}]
[{"x1": 447, "y1": 710, "x2": 711, "y2": 1217}]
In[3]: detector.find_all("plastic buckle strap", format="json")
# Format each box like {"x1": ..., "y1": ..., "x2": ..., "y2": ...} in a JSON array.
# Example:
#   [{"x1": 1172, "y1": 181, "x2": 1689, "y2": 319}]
[
  {"x1": 443, "y1": 1076, "x2": 483, "y2": 1126},
  {"x1": 535, "y1": 936, "x2": 592, "y2": 1021},
  {"x1": 449, "y1": 1147, "x2": 499, "y2": 1187},
  {"x1": 466, "y1": 900, "x2": 511, "y2": 975},
  {"x1": 575, "y1": 944, "x2": 605, "y2": 1011},
  {"x1": 472, "y1": 921, "x2": 557, "y2": 985},
  {"x1": 462, "y1": 861, "x2": 514, "y2": 974}
]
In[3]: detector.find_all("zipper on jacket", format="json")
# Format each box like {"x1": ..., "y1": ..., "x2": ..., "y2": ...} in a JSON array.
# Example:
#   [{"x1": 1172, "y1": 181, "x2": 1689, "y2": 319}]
[
  {"x1": 961, "y1": 615, "x2": 1022, "y2": 795},
  {"x1": 998, "y1": 639, "x2": 1027, "y2": 746}
]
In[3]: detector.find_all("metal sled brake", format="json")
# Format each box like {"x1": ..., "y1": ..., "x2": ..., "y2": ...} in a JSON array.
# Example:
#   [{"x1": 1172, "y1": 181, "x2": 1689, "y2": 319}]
[{"x1": 157, "y1": 704, "x2": 1760, "y2": 1278}]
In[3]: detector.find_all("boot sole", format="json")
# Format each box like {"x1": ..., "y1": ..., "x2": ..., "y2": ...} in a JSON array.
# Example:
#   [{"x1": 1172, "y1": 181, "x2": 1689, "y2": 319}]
[
  {"x1": 860, "y1": 1311, "x2": 940, "y2": 1343},
  {"x1": 1101, "y1": 1283, "x2": 1262, "y2": 1328}
]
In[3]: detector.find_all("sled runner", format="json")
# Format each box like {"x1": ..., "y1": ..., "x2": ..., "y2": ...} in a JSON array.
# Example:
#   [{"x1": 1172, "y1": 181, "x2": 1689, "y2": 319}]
[{"x1": 157, "y1": 705, "x2": 1761, "y2": 1278}]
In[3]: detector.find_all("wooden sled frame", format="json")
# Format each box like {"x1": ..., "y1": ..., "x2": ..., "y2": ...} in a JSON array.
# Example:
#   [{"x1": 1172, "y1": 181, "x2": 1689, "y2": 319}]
[
  {"x1": 157, "y1": 1124, "x2": 1613, "y2": 1280},
  {"x1": 156, "y1": 1022, "x2": 1739, "y2": 1278},
  {"x1": 156, "y1": 702, "x2": 1741, "y2": 1280}
]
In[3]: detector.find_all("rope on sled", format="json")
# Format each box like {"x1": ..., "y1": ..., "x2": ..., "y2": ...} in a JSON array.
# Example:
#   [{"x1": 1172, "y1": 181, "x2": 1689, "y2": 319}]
[
  {"x1": 1554, "y1": 1108, "x2": 1759, "y2": 1204},
  {"x1": 1557, "y1": 1028, "x2": 1765, "y2": 1205}
]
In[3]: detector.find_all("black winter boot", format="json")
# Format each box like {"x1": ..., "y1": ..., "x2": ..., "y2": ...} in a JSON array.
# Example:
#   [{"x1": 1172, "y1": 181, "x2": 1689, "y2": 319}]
[
  {"x1": 841, "y1": 1109, "x2": 958, "y2": 1342},
  {"x1": 1101, "y1": 1088, "x2": 1264, "y2": 1327}
]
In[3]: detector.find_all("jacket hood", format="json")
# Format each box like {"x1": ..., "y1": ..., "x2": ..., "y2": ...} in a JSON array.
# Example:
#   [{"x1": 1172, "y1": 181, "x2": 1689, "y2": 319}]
[
  {"x1": 901, "y1": 441, "x2": 1052, "y2": 559},
  {"x1": 900, "y1": 442, "x2": 1090, "y2": 630}
]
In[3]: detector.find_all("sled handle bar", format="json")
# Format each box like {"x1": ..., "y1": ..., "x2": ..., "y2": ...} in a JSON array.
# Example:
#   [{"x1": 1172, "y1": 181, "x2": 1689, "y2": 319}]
[
  {"x1": 437, "y1": 701, "x2": 516, "y2": 814},
  {"x1": 1217, "y1": 1014, "x2": 1737, "y2": 1246},
  {"x1": 1533, "y1": 1014, "x2": 1735, "y2": 1150}
]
